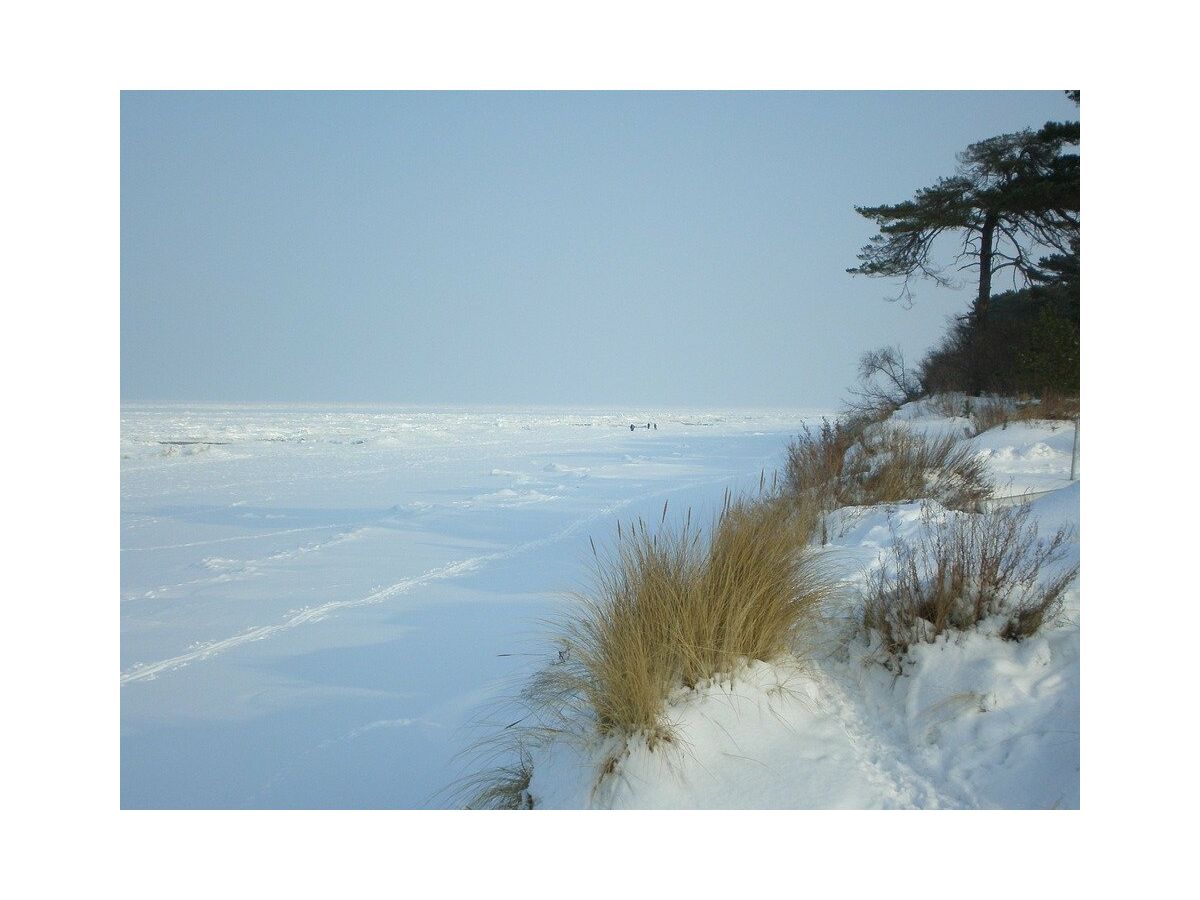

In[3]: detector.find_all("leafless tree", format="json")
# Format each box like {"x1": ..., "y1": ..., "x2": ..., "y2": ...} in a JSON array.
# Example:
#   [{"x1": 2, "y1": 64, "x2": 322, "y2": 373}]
[{"x1": 845, "y1": 345, "x2": 922, "y2": 417}]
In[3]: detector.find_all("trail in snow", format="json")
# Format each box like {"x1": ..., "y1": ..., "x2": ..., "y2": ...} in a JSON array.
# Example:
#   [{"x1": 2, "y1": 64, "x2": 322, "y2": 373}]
[
  {"x1": 121, "y1": 521, "x2": 371, "y2": 552},
  {"x1": 120, "y1": 473, "x2": 740, "y2": 686},
  {"x1": 818, "y1": 662, "x2": 965, "y2": 809},
  {"x1": 121, "y1": 528, "x2": 366, "y2": 602}
]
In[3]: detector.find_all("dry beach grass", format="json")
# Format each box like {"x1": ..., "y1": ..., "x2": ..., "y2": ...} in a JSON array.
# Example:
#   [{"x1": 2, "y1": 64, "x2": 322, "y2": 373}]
[
  {"x1": 784, "y1": 419, "x2": 992, "y2": 516},
  {"x1": 531, "y1": 492, "x2": 833, "y2": 742}
]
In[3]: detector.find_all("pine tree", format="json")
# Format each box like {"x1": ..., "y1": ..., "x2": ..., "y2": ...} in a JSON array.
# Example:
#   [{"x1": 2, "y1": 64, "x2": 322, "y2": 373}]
[{"x1": 848, "y1": 99, "x2": 1079, "y2": 328}]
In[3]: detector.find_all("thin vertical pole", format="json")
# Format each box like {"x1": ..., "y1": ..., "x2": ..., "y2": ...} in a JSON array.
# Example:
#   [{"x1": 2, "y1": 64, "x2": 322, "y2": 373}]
[{"x1": 1070, "y1": 417, "x2": 1079, "y2": 481}]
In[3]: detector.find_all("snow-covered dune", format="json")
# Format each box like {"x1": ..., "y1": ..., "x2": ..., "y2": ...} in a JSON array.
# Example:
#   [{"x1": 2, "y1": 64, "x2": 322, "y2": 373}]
[{"x1": 521, "y1": 401, "x2": 1080, "y2": 809}]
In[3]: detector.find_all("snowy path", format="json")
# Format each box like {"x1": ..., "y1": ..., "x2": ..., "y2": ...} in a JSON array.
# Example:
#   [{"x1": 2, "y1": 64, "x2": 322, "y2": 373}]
[{"x1": 819, "y1": 668, "x2": 967, "y2": 809}]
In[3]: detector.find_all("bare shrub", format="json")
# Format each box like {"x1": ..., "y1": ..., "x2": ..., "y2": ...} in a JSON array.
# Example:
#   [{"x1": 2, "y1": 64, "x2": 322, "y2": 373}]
[
  {"x1": 845, "y1": 346, "x2": 923, "y2": 419},
  {"x1": 862, "y1": 503, "x2": 1078, "y2": 668},
  {"x1": 922, "y1": 392, "x2": 968, "y2": 419}
]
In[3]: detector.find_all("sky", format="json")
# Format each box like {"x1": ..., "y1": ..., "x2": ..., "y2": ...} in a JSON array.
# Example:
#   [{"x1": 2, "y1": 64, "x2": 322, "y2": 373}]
[{"x1": 121, "y1": 91, "x2": 1077, "y2": 408}]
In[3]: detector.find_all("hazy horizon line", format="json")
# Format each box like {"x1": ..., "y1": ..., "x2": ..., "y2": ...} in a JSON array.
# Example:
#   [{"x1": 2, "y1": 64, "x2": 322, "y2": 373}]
[{"x1": 120, "y1": 398, "x2": 837, "y2": 411}]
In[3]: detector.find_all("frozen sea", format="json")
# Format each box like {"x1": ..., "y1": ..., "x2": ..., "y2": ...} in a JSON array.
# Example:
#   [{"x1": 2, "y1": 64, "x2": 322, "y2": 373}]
[{"x1": 120, "y1": 404, "x2": 825, "y2": 808}]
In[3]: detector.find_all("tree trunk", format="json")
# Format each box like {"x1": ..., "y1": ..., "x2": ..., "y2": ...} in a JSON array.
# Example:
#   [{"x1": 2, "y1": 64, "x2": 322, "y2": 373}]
[
  {"x1": 968, "y1": 212, "x2": 998, "y2": 394},
  {"x1": 974, "y1": 211, "x2": 997, "y2": 324}
]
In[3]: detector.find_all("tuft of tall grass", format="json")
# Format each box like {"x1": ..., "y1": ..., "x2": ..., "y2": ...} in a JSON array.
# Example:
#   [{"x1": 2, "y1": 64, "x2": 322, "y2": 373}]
[
  {"x1": 785, "y1": 420, "x2": 991, "y2": 518},
  {"x1": 530, "y1": 493, "x2": 832, "y2": 742},
  {"x1": 784, "y1": 418, "x2": 856, "y2": 514},
  {"x1": 459, "y1": 748, "x2": 535, "y2": 809},
  {"x1": 967, "y1": 397, "x2": 1015, "y2": 434},
  {"x1": 843, "y1": 428, "x2": 991, "y2": 512},
  {"x1": 862, "y1": 503, "x2": 1078, "y2": 667},
  {"x1": 1033, "y1": 393, "x2": 1080, "y2": 421},
  {"x1": 971, "y1": 394, "x2": 1080, "y2": 436}
]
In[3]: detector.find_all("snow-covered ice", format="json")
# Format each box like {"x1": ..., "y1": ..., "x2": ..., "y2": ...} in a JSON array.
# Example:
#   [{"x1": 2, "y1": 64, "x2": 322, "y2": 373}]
[{"x1": 120, "y1": 404, "x2": 825, "y2": 807}]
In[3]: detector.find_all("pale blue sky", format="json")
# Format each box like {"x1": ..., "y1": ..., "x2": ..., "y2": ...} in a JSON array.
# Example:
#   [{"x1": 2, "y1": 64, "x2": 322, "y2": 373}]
[{"x1": 121, "y1": 91, "x2": 1076, "y2": 406}]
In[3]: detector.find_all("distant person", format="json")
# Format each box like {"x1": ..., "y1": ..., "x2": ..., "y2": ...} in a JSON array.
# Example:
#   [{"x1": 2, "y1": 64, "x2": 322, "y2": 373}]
[
  {"x1": 630, "y1": 424, "x2": 635, "y2": 432},
  {"x1": 653, "y1": 422, "x2": 657, "y2": 430}
]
